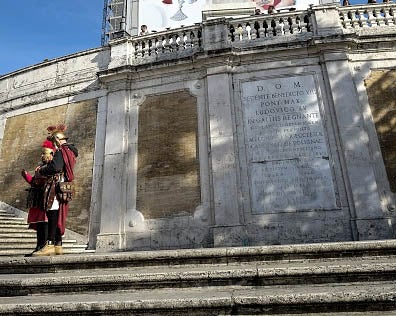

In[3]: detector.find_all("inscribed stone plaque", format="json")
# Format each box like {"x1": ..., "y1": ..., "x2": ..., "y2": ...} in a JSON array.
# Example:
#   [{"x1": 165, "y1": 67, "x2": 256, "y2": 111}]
[
  {"x1": 241, "y1": 75, "x2": 336, "y2": 213},
  {"x1": 137, "y1": 91, "x2": 201, "y2": 219}
]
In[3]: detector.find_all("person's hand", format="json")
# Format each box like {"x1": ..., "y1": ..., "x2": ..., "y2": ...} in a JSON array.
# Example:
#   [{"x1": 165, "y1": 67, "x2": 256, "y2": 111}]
[
  {"x1": 21, "y1": 169, "x2": 27, "y2": 177},
  {"x1": 35, "y1": 166, "x2": 41, "y2": 173}
]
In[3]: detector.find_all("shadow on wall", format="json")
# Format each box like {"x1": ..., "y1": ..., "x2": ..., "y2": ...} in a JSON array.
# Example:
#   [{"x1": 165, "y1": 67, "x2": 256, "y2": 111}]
[
  {"x1": 365, "y1": 69, "x2": 396, "y2": 193},
  {"x1": 0, "y1": 100, "x2": 97, "y2": 237}
]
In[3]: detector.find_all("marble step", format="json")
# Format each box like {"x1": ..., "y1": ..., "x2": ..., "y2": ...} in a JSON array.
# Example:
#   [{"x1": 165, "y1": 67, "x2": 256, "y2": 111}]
[
  {"x1": 0, "y1": 239, "x2": 80, "y2": 247},
  {"x1": 0, "y1": 281, "x2": 395, "y2": 315},
  {"x1": 0, "y1": 256, "x2": 395, "y2": 296},
  {"x1": 2, "y1": 239, "x2": 396, "y2": 274},
  {"x1": 0, "y1": 246, "x2": 94, "y2": 257},
  {"x1": 0, "y1": 221, "x2": 29, "y2": 227},
  {"x1": 0, "y1": 228, "x2": 35, "y2": 235}
]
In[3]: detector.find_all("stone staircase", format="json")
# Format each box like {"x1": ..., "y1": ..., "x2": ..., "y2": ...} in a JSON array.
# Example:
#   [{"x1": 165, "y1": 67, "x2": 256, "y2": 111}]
[
  {"x1": 0, "y1": 208, "x2": 91, "y2": 256},
  {"x1": 1, "y1": 240, "x2": 396, "y2": 315}
]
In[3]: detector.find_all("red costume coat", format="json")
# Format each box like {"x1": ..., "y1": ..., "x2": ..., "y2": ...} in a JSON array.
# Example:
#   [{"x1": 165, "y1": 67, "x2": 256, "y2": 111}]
[{"x1": 22, "y1": 171, "x2": 48, "y2": 230}]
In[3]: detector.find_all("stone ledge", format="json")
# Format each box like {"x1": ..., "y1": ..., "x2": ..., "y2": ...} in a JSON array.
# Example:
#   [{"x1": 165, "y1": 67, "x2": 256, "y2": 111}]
[
  {"x1": 0, "y1": 282, "x2": 395, "y2": 315},
  {"x1": 1, "y1": 239, "x2": 396, "y2": 273}
]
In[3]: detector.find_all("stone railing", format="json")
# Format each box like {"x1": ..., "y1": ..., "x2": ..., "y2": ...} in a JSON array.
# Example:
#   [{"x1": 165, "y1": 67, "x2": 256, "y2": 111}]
[
  {"x1": 227, "y1": 11, "x2": 313, "y2": 42},
  {"x1": 339, "y1": 3, "x2": 396, "y2": 30},
  {"x1": 129, "y1": 25, "x2": 202, "y2": 64},
  {"x1": 121, "y1": 3, "x2": 396, "y2": 65}
]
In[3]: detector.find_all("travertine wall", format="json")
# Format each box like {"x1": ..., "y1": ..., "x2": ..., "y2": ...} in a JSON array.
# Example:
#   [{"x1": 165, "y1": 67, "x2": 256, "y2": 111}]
[
  {"x1": 1, "y1": 3, "x2": 396, "y2": 251},
  {"x1": 137, "y1": 91, "x2": 201, "y2": 218},
  {"x1": 365, "y1": 70, "x2": 396, "y2": 193},
  {"x1": 0, "y1": 100, "x2": 97, "y2": 236}
]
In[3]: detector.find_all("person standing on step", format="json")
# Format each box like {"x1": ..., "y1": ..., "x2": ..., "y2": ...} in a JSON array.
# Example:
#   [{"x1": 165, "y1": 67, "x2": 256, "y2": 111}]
[
  {"x1": 21, "y1": 139, "x2": 56, "y2": 256},
  {"x1": 33, "y1": 124, "x2": 78, "y2": 256}
]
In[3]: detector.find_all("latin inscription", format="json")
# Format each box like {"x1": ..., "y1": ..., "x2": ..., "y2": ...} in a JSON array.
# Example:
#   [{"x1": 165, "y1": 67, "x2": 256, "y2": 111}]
[{"x1": 242, "y1": 75, "x2": 336, "y2": 213}]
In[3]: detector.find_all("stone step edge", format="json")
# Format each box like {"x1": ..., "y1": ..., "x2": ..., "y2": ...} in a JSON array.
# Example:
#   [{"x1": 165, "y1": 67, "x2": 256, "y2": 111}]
[
  {"x1": 1, "y1": 239, "x2": 396, "y2": 272},
  {"x1": 0, "y1": 283, "x2": 395, "y2": 315},
  {"x1": 1, "y1": 262, "x2": 395, "y2": 296}
]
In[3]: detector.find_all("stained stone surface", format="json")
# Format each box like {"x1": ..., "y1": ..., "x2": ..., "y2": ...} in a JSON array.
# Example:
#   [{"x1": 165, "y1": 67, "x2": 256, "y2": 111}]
[
  {"x1": 365, "y1": 70, "x2": 396, "y2": 193},
  {"x1": 137, "y1": 90, "x2": 201, "y2": 219},
  {"x1": 241, "y1": 74, "x2": 337, "y2": 213},
  {"x1": 0, "y1": 100, "x2": 97, "y2": 236}
]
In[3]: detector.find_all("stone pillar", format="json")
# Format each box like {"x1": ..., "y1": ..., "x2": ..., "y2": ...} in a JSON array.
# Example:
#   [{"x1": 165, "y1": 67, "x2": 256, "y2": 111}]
[
  {"x1": 96, "y1": 87, "x2": 130, "y2": 252},
  {"x1": 203, "y1": 0, "x2": 255, "y2": 20},
  {"x1": 206, "y1": 66, "x2": 244, "y2": 247},
  {"x1": 323, "y1": 52, "x2": 393, "y2": 240},
  {"x1": 87, "y1": 96, "x2": 107, "y2": 249},
  {"x1": 128, "y1": 0, "x2": 139, "y2": 36},
  {"x1": 0, "y1": 115, "x2": 5, "y2": 157},
  {"x1": 311, "y1": 4, "x2": 343, "y2": 37}
]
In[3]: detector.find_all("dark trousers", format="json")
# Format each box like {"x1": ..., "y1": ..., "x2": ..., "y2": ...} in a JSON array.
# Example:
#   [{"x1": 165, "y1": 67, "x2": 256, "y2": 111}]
[
  {"x1": 36, "y1": 222, "x2": 48, "y2": 249},
  {"x1": 46, "y1": 209, "x2": 62, "y2": 245}
]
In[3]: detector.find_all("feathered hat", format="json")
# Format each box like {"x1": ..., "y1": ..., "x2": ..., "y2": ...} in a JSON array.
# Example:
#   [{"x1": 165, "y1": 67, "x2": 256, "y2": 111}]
[
  {"x1": 41, "y1": 139, "x2": 56, "y2": 151},
  {"x1": 47, "y1": 124, "x2": 68, "y2": 146}
]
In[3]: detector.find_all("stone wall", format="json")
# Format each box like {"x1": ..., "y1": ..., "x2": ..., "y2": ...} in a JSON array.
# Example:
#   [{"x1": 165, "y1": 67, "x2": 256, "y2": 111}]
[
  {"x1": 137, "y1": 91, "x2": 201, "y2": 219},
  {"x1": 0, "y1": 100, "x2": 97, "y2": 236},
  {"x1": 365, "y1": 70, "x2": 396, "y2": 193}
]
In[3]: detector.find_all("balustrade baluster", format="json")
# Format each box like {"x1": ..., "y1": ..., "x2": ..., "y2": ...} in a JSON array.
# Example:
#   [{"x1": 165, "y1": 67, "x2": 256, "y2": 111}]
[
  {"x1": 339, "y1": 12, "x2": 347, "y2": 29},
  {"x1": 365, "y1": 9, "x2": 373, "y2": 27},
  {"x1": 190, "y1": 31, "x2": 197, "y2": 47},
  {"x1": 161, "y1": 37, "x2": 168, "y2": 53},
  {"x1": 389, "y1": 7, "x2": 395, "y2": 26},
  {"x1": 136, "y1": 42, "x2": 143, "y2": 59},
  {"x1": 263, "y1": 20, "x2": 269, "y2": 37},
  {"x1": 237, "y1": 24, "x2": 244, "y2": 41},
  {"x1": 131, "y1": 42, "x2": 136, "y2": 61},
  {"x1": 246, "y1": 23, "x2": 252, "y2": 40},
  {"x1": 296, "y1": 16, "x2": 302, "y2": 32},
  {"x1": 279, "y1": 18, "x2": 286, "y2": 35},
  {"x1": 356, "y1": 9, "x2": 366, "y2": 27},
  {"x1": 303, "y1": 14, "x2": 312, "y2": 32},
  {"x1": 175, "y1": 34, "x2": 181, "y2": 51},
  {"x1": 142, "y1": 40, "x2": 149, "y2": 57},
  {"x1": 346, "y1": 10, "x2": 355, "y2": 28},
  {"x1": 154, "y1": 38, "x2": 160, "y2": 55},
  {"x1": 372, "y1": 9, "x2": 383, "y2": 26},
  {"x1": 288, "y1": 17, "x2": 295, "y2": 34},
  {"x1": 182, "y1": 32, "x2": 189, "y2": 49},
  {"x1": 270, "y1": 19, "x2": 277, "y2": 36}
]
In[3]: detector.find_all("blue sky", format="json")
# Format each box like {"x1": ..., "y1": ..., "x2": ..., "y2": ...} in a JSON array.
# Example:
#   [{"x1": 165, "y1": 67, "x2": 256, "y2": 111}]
[
  {"x1": 0, "y1": 0, "x2": 372, "y2": 76},
  {"x1": 0, "y1": 1, "x2": 103, "y2": 76}
]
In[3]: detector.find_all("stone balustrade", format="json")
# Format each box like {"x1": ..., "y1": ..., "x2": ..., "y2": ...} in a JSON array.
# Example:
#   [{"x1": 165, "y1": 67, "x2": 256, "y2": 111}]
[
  {"x1": 228, "y1": 11, "x2": 312, "y2": 42},
  {"x1": 339, "y1": 3, "x2": 396, "y2": 30},
  {"x1": 112, "y1": 2, "x2": 396, "y2": 66},
  {"x1": 129, "y1": 25, "x2": 203, "y2": 64}
]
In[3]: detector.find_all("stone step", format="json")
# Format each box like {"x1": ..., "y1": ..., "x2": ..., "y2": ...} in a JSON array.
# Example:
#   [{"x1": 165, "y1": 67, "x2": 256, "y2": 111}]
[
  {"x1": 0, "y1": 233, "x2": 36, "y2": 238},
  {"x1": 0, "y1": 207, "x2": 92, "y2": 257},
  {"x1": 0, "y1": 246, "x2": 94, "y2": 257},
  {"x1": 1, "y1": 241, "x2": 396, "y2": 314},
  {"x1": 0, "y1": 222, "x2": 28, "y2": 227},
  {"x1": 0, "y1": 281, "x2": 395, "y2": 315},
  {"x1": 2, "y1": 240, "x2": 396, "y2": 274},
  {"x1": 0, "y1": 227, "x2": 35, "y2": 233},
  {"x1": 0, "y1": 239, "x2": 79, "y2": 247},
  {"x1": 0, "y1": 214, "x2": 18, "y2": 219},
  {"x1": 0, "y1": 256, "x2": 395, "y2": 296}
]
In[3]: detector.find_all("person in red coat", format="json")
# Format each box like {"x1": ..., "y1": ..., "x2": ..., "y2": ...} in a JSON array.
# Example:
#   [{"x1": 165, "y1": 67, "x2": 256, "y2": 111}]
[
  {"x1": 21, "y1": 140, "x2": 56, "y2": 256},
  {"x1": 34, "y1": 124, "x2": 78, "y2": 256}
]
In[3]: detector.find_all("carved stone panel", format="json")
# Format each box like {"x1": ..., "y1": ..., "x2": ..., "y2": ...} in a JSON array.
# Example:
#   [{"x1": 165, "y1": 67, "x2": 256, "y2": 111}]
[
  {"x1": 137, "y1": 90, "x2": 200, "y2": 219},
  {"x1": 241, "y1": 74, "x2": 337, "y2": 213}
]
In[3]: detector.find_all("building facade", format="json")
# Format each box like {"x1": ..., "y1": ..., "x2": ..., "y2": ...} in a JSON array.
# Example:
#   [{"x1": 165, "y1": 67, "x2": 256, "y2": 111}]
[{"x1": 0, "y1": 2, "x2": 395, "y2": 252}]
